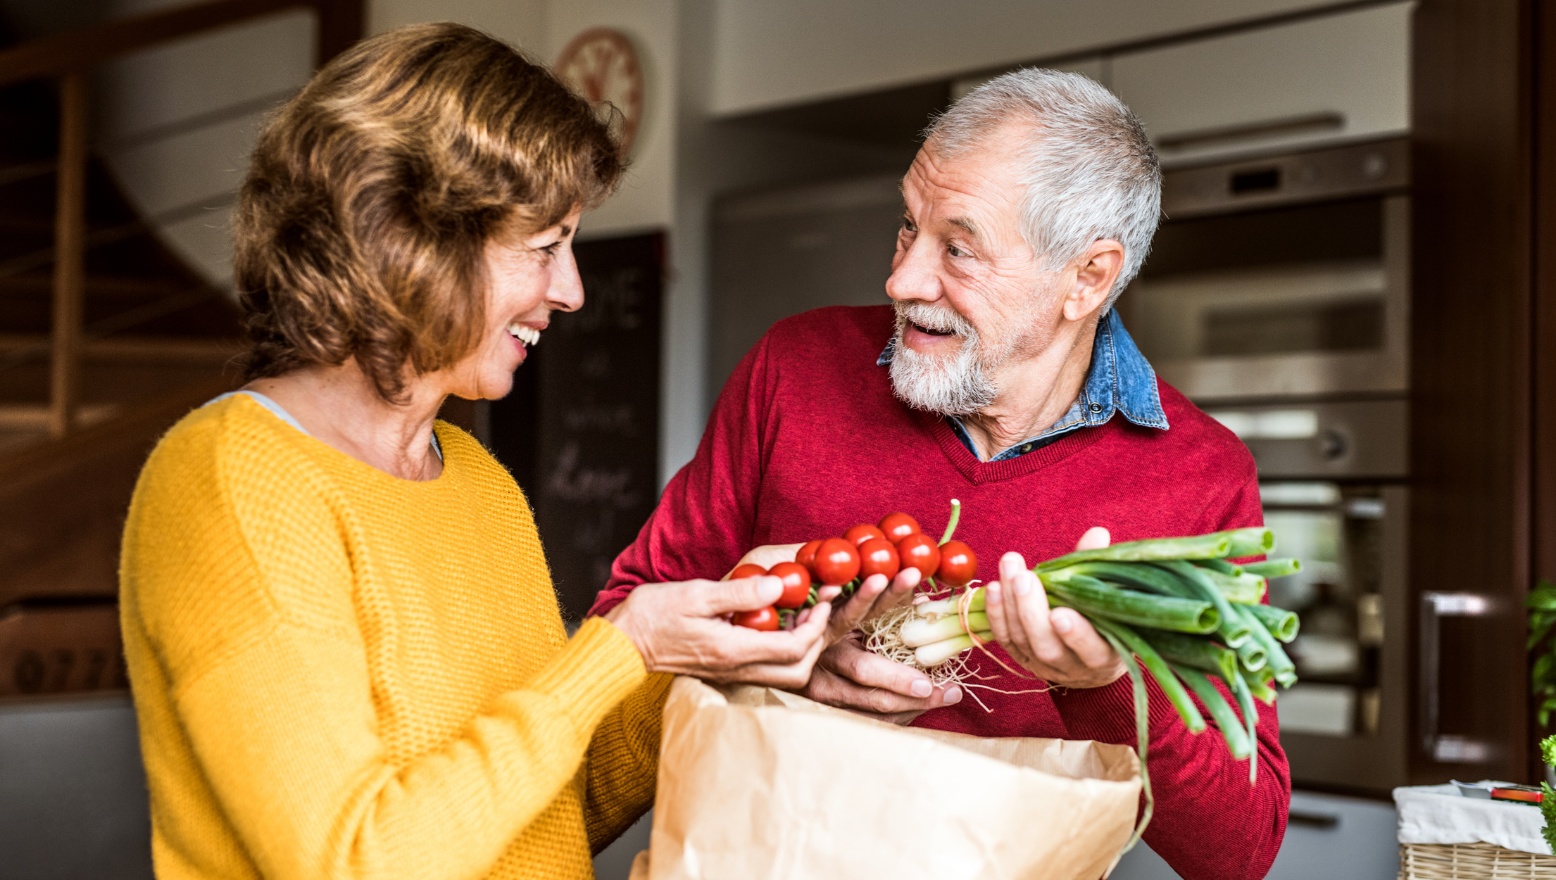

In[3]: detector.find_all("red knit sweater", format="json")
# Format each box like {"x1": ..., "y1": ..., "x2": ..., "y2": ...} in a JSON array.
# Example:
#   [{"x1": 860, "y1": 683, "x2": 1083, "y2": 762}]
[{"x1": 591, "y1": 305, "x2": 1290, "y2": 880}]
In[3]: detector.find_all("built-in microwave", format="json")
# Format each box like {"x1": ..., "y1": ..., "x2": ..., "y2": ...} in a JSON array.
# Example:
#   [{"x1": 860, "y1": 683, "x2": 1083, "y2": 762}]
[
  {"x1": 1122, "y1": 137, "x2": 1409, "y2": 401},
  {"x1": 1122, "y1": 138, "x2": 1414, "y2": 794}
]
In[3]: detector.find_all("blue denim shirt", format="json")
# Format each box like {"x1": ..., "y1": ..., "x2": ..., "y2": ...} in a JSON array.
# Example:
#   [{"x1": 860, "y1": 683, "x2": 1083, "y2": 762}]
[{"x1": 877, "y1": 308, "x2": 1169, "y2": 462}]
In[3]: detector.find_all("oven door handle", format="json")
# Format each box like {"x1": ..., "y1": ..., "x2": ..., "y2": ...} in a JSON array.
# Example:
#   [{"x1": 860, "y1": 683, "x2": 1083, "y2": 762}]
[{"x1": 1419, "y1": 592, "x2": 1492, "y2": 762}]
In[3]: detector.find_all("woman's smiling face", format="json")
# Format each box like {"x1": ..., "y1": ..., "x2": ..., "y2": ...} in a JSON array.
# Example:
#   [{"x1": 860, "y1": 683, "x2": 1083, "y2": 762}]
[{"x1": 443, "y1": 208, "x2": 584, "y2": 401}]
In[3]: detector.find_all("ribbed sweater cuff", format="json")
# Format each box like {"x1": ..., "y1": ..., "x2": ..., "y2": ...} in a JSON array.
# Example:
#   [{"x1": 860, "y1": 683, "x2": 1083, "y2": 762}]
[
  {"x1": 1049, "y1": 671, "x2": 1182, "y2": 745},
  {"x1": 523, "y1": 617, "x2": 647, "y2": 735}
]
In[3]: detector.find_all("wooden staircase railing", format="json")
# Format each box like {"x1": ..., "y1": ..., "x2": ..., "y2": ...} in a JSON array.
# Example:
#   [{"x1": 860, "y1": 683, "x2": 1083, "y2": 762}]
[{"x1": 0, "y1": 0, "x2": 364, "y2": 439}]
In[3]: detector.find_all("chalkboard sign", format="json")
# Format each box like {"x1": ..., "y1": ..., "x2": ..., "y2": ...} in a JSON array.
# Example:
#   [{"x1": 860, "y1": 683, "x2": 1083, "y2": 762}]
[{"x1": 490, "y1": 231, "x2": 663, "y2": 621}]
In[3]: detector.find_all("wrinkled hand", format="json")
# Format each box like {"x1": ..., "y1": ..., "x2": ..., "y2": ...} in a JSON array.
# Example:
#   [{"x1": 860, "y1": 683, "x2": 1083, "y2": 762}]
[
  {"x1": 605, "y1": 576, "x2": 830, "y2": 690},
  {"x1": 983, "y1": 526, "x2": 1128, "y2": 689},
  {"x1": 727, "y1": 543, "x2": 807, "y2": 575},
  {"x1": 799, "y1": 564, "x2": 966, "y2": 724},
  {"x1": 727, "y1": 543, "x2": 913, "y2": 647},
  {"x1": 732, "y1": 543, "x2": 961, "y2": 724}
]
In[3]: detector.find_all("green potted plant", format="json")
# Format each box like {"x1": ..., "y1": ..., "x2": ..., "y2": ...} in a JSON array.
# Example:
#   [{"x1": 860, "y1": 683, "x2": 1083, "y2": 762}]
[
  {"x1": 1541, "y1": 735, "x2": 1556, "y2": 852},
  {"x1": 1528, "y1": 579, "x2": 1556, "y2": 793}
]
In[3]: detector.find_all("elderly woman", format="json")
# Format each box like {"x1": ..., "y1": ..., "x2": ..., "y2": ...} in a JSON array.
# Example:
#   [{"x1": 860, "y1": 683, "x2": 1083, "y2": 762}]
[{"x1": 118, "y1": 23, "x2": 831, "y2": 880}]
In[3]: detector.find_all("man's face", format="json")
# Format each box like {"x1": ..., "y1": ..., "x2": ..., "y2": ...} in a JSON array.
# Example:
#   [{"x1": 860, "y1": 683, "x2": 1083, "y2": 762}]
[{"x1": 885, "y1": 131, "x2": 1061, "y2": 415}]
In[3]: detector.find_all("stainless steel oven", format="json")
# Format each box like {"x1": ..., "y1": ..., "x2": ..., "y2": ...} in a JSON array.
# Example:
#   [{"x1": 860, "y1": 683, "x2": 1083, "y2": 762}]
[
  {"x1": 1123, "y1": 137, "x2": 1409, "y2": 401},
  {"x1": 1126, "y1": 138, "x2": 1414, "y2": 794},
  {"x1": 1206, "y1": 401, "x2": 1409, "y2": 792}
]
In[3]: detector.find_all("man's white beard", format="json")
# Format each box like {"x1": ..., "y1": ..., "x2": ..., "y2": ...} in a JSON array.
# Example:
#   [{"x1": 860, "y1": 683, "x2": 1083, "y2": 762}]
[{"x1": 888, "y1": 302, "x2": 998, "y2": 416}]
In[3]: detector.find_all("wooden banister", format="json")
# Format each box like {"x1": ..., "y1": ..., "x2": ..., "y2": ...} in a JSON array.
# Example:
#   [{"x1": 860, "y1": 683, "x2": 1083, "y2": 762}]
[
  {"x1": 48, "y1": 72, "x2": 87, "y2": 439},
  {"x1": 0, "y1": 0, "x2": 362, "y2": 439}
]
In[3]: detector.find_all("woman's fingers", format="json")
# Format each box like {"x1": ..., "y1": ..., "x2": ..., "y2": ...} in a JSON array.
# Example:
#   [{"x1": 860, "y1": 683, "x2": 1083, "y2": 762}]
[
  {"x1": 610, "y1": 577, "x2": 834, "y2": 681},
  {"x1": 693, "y1": 576, "x2": 783, "y2": 616}
]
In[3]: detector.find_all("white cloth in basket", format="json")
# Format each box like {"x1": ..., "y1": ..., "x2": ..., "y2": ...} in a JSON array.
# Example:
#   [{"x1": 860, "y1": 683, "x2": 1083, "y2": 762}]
[{"x1": 1394, "y1": 784, "x2": 1550, "y2": 855}]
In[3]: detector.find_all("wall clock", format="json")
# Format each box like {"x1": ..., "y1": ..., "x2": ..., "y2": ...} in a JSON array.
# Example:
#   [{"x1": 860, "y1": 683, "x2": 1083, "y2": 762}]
[{"x1": 555, "y1": 28, "x2": 644, "y2": 157}]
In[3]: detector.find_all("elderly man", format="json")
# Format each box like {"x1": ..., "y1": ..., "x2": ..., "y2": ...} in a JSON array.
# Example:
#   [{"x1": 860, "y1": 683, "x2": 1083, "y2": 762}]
[{"x1": 591, "y1": 69, "x2": 1288, "y2": 879}]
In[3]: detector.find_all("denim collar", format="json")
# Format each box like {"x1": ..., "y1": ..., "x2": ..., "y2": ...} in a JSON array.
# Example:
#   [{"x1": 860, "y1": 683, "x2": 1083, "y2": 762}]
[{"x1": 877, "y1": 308, "x2": 1168, "y2": 461}]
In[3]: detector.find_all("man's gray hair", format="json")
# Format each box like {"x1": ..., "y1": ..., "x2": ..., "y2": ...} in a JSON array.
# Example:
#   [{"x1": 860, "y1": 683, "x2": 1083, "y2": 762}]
[{"x1": 925, "y1": 69, "x2": 1161, "y2": 309}]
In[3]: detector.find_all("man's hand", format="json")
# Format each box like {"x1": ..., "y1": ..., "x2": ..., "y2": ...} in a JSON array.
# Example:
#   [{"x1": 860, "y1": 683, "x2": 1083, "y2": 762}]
[
  {"x1": 982, "y1": 526, "x2": 1128, "y2": 689},
  {"x1": 800, "y1": 633, "x2": 963, "y2": 724},
  {"x1": 797, "y1": 563, "x2": 966, "y2": 724}
]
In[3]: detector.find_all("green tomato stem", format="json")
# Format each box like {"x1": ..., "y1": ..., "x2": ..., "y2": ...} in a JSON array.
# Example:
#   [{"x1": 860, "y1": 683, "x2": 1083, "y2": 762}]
[{"x1": 938, "y1": 498, "x2": 962, "y2": 545}]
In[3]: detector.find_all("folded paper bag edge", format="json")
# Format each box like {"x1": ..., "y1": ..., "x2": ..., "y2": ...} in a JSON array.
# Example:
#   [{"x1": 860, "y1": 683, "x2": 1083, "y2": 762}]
[
  {"x1": 725, "y1": 678, "x2": 1140, "y2": 783},
  {"x1": 647, "y1": 676, "x2": 1141, "y2": 880}
]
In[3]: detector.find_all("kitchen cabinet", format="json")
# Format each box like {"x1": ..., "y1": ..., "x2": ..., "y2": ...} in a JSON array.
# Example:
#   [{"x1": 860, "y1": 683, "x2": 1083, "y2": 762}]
[
  {"x1": 0, "y1": 695, "x2": 153, "y2": 878},
  {"x1": 950, "y1": 56, "x2": 1105, "y2": 102},
  {"x1": 1109, "y1": 790, "x2": 1399, "y2": 880},
  {"x1": 1111, "y1": 2, "x2": 1411, "y2": 166}
]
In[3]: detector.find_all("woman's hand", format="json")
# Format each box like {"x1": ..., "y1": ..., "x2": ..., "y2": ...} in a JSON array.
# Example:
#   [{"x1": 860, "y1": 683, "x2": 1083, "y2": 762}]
[
  {"x1": 728, "y1": 543, "x2": 920, "y2": 646},
  {"x1": 982, "y1": 526, "x2": 1128, "y2": 689},
  {"x1": 735, "y1": 543, "x2": 955, "y2": 724},
  {"x1": 605, "y1": 575, "x2": 831, "y2": 690}
]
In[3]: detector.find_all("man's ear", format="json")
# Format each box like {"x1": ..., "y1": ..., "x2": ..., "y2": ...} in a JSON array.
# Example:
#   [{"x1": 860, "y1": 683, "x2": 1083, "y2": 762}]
[{"x1": 1062, "y1": 240, "x2": 1126, "y2": 321}]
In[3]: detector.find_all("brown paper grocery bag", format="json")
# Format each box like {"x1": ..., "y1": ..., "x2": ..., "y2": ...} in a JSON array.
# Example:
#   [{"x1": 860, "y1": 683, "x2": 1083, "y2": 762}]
[{"x1": 635, "y1": 676, "x2": 1142, "y2": 880}]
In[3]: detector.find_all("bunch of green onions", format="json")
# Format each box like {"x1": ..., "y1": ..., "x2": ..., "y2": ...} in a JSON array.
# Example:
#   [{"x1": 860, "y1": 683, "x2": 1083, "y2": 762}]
[{"x1": 891, "y1": 527, "x2": 1301, "y2": 849}]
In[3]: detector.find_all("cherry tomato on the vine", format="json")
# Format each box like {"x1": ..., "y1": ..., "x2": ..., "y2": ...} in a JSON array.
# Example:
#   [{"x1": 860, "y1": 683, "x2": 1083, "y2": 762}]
[
  {"x1": 936, "y1": 540, "x2": 978, "y2": 587},
  {"x1": 896, "y1": 532, "x2": 941, "y2": 579},
  {"x1": 844, "y1": 523, "x2": 887, "y2": 546},
  {"x1": 795, "y1": 539, "x2": 823, "y2": 570},
  {"x1": 768, "y1": 561, "x2": 812, "y2": 609},
  {"x1": 857, "y1": 537, "x2": 901, "y2": 581},
  {"x1": 812, "y1": 537, "x2": 861, "y2": 586},
  {"x1": 732, "y1": 606, "x2": 780, "y2": 631},
  {"x1": 729, "y1": 562, "x2": 768, "y2": 581},
  {"x1": 878, "y1": 512, "x2": 921, "y2": 544}
]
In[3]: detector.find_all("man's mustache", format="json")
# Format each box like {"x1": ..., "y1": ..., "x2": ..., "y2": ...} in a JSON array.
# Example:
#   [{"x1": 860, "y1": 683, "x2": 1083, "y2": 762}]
[{"x1": 894, "y1": 302, "x2": 976, "y2": 338}]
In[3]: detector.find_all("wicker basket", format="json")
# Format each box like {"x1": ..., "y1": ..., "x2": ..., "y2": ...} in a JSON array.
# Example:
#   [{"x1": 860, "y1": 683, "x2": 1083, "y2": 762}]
[{"x1": 1400, "y1": 842, "x2": 1556, "y2": 879}]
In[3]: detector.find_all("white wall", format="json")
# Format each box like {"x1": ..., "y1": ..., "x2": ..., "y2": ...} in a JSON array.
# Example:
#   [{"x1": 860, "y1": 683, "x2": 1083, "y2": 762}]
[
  {"x1": 369, "y1": 0, "x2": 546, "y2": 54},
  {"x1": 708, "y1": 0, "x2": 1359, "y2": 115},
  {"x1": 542, "y1": 0, "x2": 678, "y2": 238}
]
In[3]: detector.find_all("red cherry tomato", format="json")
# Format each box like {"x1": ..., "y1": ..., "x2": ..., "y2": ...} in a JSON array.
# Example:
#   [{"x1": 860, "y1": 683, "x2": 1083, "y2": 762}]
[
  {"x1": 768, "y1": 561, "x2": 812, "y2": 609},
  {"x1": 812, "y1": 537, "x2": 862, "y2": 586},
  {"x1": 732, "y1": 605, "x2": 780, "y2": 631},
  {"x1": 937, "y1": 540, "x2": 978, "y2": 587},
  {"x1": 729, "y1": 562, "x2": 768, "y2": 580},
  {"x1": 857, "y1": 537, "x2": 901, "y2": 581},
  {"x1": 878, "y1": 512, "x2": 921, "y2": 544},
  {"x1": 844, "y1": 523, "x2": 887, "y2": 546},
  {"x1": 796, "y1": 539, "x2": 823, "y2": 570},
  {"x1": 896, "y1": 532, "x2": 941, "y2": 579}
]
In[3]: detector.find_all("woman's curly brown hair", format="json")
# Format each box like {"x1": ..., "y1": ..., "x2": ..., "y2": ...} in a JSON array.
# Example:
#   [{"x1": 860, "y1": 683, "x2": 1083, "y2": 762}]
[{"x1": 232, "y1": 22, "x2": 621, "y2": 402}]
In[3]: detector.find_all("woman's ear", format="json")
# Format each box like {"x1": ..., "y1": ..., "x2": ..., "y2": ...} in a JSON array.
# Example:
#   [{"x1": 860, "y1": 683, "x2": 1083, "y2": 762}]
[{"x1": 1063, "y1": 239, "x2": 1126, "y2": 321}]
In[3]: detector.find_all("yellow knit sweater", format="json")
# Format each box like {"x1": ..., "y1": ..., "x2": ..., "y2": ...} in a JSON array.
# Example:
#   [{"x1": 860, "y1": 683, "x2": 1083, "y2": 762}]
[{"x1": 119, "y1": 394, "x2": 670, "y2": 880}]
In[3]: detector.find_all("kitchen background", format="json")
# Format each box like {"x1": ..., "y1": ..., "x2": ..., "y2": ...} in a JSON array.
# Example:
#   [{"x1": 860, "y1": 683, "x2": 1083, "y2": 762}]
[{"x1": 0, "y1": 1, "x2": 1546, "y2": 878}]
